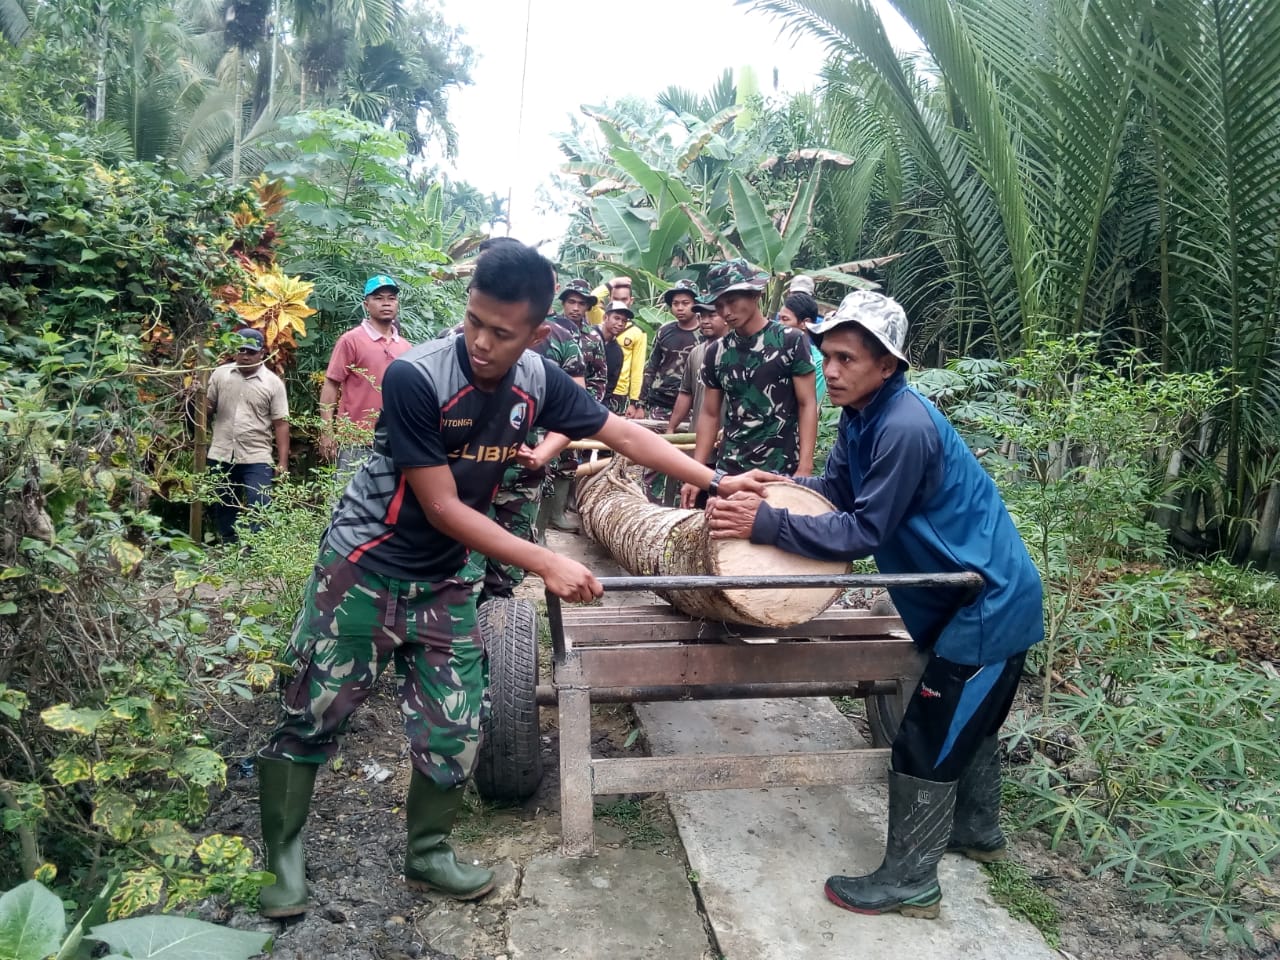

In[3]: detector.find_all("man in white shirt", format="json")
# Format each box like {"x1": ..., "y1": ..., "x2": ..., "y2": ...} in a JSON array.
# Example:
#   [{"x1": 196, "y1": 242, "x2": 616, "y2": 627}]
[{"x1": 206, "y1": 328, "x2": 290, "y2": 542}]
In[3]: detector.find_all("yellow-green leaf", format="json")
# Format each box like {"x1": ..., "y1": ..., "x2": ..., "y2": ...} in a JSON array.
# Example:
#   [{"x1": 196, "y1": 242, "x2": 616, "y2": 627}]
[
  {"x1": 0, "y1": 566, "x2": 29, "y2": 581},
  {"x1": 143, "y1": 819, "x2": 197, "y2": 858},
  {"x1": 195, "y1": 833, "x2": 252, "y2": 870},
  {"x1": 164, "y1": 877, "x2": 206, "y2": 911},
  {"x1": 109, "y1": 867, "x2": 163, "y2": 919},
  {"x1": 92, "y1": 790, "x2": 138, "y2": 841},
  {"x1": 110, "y1": 539, "x2": 143, "y2": 575},
  {"x1": 49, "y1": 753, "x2": 92, "y2": 786},
  {"x1": 41, "y1": 703, "x2": 107, "y2": 735},
  {"x1": 245, "y1": 662, "x2": 275, "y2": 689},
  {"x1": 33, "y1": 862, "x2": 57, "y2": 884},
  {"x1": 172, "y1": 747, "x2": 226, "y2": 788}
]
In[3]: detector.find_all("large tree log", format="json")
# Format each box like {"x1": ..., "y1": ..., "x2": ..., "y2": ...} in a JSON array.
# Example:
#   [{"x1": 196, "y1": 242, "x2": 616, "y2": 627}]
[{"x1": 577, "y1": 459, "x2": 849, "y2": 627}]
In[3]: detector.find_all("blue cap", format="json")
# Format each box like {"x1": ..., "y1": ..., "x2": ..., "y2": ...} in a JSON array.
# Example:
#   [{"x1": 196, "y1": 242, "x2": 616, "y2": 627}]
[{"x1": 363, "y1": 274, "x2": 399, "y2": 296}]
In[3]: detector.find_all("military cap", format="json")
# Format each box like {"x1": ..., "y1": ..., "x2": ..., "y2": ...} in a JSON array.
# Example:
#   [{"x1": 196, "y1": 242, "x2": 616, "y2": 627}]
[
  {"x1": 603, "y1": 300, "x2": 634, "y2": 319},
  {"x1": 704, "y1": 258, "x2": 769, "y2": 302}
]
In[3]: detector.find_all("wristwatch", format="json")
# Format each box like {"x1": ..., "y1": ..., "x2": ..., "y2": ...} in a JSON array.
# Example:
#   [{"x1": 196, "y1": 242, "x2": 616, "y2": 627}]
[{"x1": 708, "y1": 468, "x2": 727, "y2": 498}]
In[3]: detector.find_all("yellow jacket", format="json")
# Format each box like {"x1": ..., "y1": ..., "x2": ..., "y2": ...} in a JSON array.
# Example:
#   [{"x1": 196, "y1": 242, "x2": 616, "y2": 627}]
[
  {"x1": 611, "y1": 324, "x2": 648, "y2": 402},
  {"x1": 587, "y1": 283, "x2": 610, "y2": 326}
]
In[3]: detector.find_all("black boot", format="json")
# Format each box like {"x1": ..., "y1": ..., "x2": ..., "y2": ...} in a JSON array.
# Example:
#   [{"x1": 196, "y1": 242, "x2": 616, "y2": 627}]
[
  {"x1": 257, "y1": 757, "x2": 318, "y2": 918},
  {"x1": 825, "y1": 771, "x2": 956, "y2": 919},
  {"x1": 948, "y1": 734, "x2": 1007, "y2": 861},
  {"x1": 404, "y1": 772, "x2": 495, "y2": 900}
]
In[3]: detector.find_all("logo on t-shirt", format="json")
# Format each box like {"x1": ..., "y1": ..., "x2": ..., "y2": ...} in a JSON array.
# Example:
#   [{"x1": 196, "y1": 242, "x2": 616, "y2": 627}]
[{"x1": 509, "y1": 401, "x2": 527, "y2": 429}]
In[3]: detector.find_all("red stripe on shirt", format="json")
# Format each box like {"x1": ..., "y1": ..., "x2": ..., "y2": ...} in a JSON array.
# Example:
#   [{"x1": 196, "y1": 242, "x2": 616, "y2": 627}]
[
  {"x1": 348, "y1": 530, "x2": 393, "y2": 563},
  {"x1": 385, "y1": 475, "x2": 407, "y2": 525},
  {"x1": 439, "y1": 386, "x2": 475, "y2": 415}
]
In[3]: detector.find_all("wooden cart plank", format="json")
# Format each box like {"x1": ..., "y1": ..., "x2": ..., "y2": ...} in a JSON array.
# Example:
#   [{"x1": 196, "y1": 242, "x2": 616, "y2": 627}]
[
  {"x1": 572, "y1": 640, "x2": 918, "y2": 688},
  {"x1": 557, "y1": 685, "x2": 596, "y2": 858},
  {"x1": 590, "y1": 749, "x2": 890, "y2": 794}
]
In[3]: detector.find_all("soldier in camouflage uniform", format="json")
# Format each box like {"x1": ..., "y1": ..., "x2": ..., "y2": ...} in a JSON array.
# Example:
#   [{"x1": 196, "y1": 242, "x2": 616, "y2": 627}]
[
  {"x1": 485, "y1": 317, "x2": 584, "y2": 597},
  {"x1": 253, "y1": 242, "x2": 769, "y2": 922},
  {"x1": 639, "y1": 279, "x2": 702, "y2": 502},
  {"x1": 680, "y1": 259, "x2": 818, "y2": 508},
  {"x1": 538, "y1": 280, "x2": 611, "y2": 531}
]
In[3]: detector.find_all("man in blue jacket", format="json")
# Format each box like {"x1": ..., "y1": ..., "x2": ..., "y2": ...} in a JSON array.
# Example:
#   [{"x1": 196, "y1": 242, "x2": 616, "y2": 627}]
[{"x1": 706, "y1": 290, "x2": 1044, "y2": 920}]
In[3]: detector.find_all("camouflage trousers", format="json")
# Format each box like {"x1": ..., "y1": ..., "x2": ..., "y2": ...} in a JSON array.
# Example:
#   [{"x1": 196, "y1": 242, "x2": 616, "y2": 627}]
[
  {"x1": 643, "y1": 401, "x2": 676, "y2": 505},
  {"x1": 606, "y1": 393, "x2": 630, "y2": 415},
  {"x1": 484, "y1": 463, "x2": 545, "y2": 601},
  {"x1": 260, "y1": 547, "x2": 489, "y2": 789}
]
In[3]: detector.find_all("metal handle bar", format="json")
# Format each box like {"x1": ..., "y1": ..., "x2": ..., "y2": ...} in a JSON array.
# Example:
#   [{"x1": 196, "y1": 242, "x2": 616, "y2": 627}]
[{"x1": 594, "y1": 572, "x2": 984, "y2": 595}]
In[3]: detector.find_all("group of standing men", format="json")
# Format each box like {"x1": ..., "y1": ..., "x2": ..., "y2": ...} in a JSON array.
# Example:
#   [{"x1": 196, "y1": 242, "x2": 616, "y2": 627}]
[{"x1": 216, "y1": 240, "x2": 1043, "y2": 928}]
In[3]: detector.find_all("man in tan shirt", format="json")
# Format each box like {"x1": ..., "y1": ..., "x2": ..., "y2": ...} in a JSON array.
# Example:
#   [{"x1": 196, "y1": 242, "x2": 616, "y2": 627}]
[{"x1": 206, "y1": 328, "x2": 290, "y2": 542}]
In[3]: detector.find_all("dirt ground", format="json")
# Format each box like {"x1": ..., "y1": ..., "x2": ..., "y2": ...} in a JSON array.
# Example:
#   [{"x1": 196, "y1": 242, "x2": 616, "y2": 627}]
[{"x1": 203, "y1": 675, "x2": 688, "y2": 960}]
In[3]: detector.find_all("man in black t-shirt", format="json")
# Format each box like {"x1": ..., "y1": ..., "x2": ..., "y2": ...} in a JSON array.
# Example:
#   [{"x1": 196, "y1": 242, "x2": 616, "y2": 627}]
[{"x1": 253, "y1": 242, "x2": 773, "y2": 919}]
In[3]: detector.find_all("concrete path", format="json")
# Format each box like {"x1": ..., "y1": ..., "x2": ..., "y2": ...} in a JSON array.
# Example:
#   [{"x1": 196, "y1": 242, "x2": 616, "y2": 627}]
[
  {"x1": 509, "y1": 848, "x2": 711, "y2": 960},
  {"x1": 636, "y1": 696, "x2": 1058, "y2": 960},
  {"x1": 508, "y1": 529, "x2": 1056, "y2": 960}
]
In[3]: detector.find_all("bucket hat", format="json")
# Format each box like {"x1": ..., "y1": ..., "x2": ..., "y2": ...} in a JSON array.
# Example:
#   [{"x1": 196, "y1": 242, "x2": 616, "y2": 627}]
[
  {"x1": 662, "y1": 279, "x2": 701, "y2": 307},
  {"x1": 807, "y1": 291, "x2": 909, "y2": 364},
  {"x1": 558, "y1": 278, "x2": 598, "y2": 308}
]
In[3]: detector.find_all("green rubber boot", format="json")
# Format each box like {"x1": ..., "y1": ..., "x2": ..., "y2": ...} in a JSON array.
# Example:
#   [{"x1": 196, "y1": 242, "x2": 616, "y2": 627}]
[
  {"x1": 257, "y1": 757, "x2": 318, "y2": 918},
  {"x1": 404, "y1": 772, "x2": 495, "y2": 900},
  {"x1": 825, "y1": 771, "x2": 956, "y2": 919},
  {"x1": 948, "y1": 735, "x2": 1007, "y2": 862},
  {"x1": 544, "y1": 477, "x2": 579, "y2": 533}
]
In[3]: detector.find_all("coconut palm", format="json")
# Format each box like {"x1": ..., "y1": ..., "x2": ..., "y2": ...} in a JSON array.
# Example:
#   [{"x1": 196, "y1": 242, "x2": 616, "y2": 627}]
[{"x1": 746, "y1": 0, "x2": 1280, "y2": 552}]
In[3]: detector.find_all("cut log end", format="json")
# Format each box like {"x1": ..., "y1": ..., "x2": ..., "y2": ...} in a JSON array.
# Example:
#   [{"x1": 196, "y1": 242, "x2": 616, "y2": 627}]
[{"x1": 578, "y1": 461, "x2": 848, "y2": 627}]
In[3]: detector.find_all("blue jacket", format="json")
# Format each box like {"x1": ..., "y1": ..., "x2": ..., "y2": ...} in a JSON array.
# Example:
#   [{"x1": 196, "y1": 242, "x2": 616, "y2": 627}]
[{"x1": 750, "y1": 371, "x2": 1043, "y2": 665}]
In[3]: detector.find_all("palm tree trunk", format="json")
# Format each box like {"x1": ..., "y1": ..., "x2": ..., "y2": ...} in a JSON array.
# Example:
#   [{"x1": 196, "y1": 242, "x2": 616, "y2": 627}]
[
  {"x1": 1247, "y1": 481, "x2": 1280, "y2": 566},
  {"x1": 94, "y1": 15, "x2": 109, "y2": 122},
  {"x1": 232, "y1": 48, "x2": 243, "y2": 186}
]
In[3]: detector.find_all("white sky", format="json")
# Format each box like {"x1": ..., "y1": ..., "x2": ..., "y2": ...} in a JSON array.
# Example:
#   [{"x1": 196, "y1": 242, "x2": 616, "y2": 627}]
[{"x1": 431, "y1": 0, "x2": 919, "y2": 251}]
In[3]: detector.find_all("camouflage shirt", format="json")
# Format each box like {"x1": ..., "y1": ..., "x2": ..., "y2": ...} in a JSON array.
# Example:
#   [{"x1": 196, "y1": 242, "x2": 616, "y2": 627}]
[
  {"x1": 555, "y1": 313, "x2": 609, "y2": 402},
  {"x1": 701, "y1": 320, "x2": 816, "y2": 474},
  {"x1": 542, "y1": 319, "x2": 585, "y2": 380},
  {"x1": 641, "y1": 320, "x2": 699, "y2": 410}
]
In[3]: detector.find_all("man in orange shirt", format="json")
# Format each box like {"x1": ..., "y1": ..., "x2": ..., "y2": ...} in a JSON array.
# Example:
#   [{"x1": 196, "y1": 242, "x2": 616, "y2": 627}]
[{"x1": 319, "y1": 275, "x2": 413, "y2": 474}]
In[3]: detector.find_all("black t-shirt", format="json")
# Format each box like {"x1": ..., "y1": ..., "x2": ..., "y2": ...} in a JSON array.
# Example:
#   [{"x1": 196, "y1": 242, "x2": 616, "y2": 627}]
[
  {"x1": 604, "y1": 340, "x2": 623, "y2": 394},
  {"x1": 324, "y1": 336, "x2": 609, "y2": 581}
]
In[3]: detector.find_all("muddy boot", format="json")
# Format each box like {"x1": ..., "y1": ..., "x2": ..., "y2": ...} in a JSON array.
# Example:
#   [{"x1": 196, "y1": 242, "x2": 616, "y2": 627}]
[
  {"x1": 948, "y1": 734, "x2": 1007, "y2": 861},
  {"x1": 545, "y1": 477, "x2": 579, "y2": 532},
  {"x1": 404, "y1": 772, "x2": 495, "y2": 900},
  {"x1": 257, "y1": 757, "x2": 318, "y2": 918},
  {"x1": 825, "y1": 771, "x2": 956, "y2": 919}
]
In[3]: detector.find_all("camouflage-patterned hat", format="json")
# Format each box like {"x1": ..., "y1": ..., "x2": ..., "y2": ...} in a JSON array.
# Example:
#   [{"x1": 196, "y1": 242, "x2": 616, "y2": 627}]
[
  {"x1": 692, "y1": 297, "x2": 718, "y2": 314},
  {"x1": 558, "y1": 278, "x2": 598, "y2": 308},
  {"x1": 704, "y1": 258, "x2": 769, "y2": 302},
  {"x1": 662, "y1": 278, "x2": 702, "y2": 307},
  {"x1": 808, "y1": 291, "x2": 909, "y2": 364}
]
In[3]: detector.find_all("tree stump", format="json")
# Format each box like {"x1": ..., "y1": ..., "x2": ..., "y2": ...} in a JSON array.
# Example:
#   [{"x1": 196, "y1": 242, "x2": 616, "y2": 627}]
[{"x1": 577, "y1": 459, "x2": 849, "y2": 627}]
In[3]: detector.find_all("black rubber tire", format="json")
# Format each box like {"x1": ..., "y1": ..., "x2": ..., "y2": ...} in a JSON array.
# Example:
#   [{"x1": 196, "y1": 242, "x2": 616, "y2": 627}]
[
  {"x1": 474, "y1": 597, "x2": 544, "y2": 801},
  {"x1": 865, "y1": 649, "x2": 927, "y2": 749}
]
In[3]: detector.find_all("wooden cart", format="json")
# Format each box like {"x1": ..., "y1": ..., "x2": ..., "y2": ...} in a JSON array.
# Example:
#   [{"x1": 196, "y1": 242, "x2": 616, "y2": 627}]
[{"x1": 474, "y1": 571, "x2": 982, "y2": 858}]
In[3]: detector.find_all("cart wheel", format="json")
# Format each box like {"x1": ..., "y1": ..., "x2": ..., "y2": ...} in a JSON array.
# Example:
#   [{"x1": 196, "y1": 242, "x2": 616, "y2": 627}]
[
  {"x1": 865, "y1": 650, "x2": 927, "y2": 749},
  {"x1": 474, "y1": 597, "x2": 544, "y2": 801}
]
